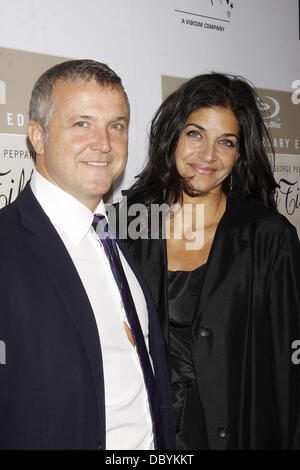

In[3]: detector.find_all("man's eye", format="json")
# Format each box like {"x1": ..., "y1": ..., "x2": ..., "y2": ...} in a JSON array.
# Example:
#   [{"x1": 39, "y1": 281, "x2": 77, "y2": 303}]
[
  {"x1": 74, "y1": 121, "x2": 88, "y2": 127},
  {"x1": 110, "y1": 123, "x2": 122, "y2": 130}
]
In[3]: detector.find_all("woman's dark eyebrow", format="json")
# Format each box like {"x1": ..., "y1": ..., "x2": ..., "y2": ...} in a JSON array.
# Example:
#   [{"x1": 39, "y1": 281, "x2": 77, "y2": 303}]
[
  {"x1": 184, "y1": 123, "x2": 205, "y2": 131},
  {"x1": 184, "y1": 123, "x2": 238, "y2": 139},
  {"x1": 223, "y1": 133, "x2": 239, "y2": 139}
]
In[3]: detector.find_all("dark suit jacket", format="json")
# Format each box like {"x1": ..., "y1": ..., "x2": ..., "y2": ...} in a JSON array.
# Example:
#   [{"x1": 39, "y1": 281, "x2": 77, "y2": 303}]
[
  {"x1": 124, "y1": 190, "x2": 300, "y2": 449},
  {"x1": 0, "y1": 184, "x2": 175, "y2": 450}
]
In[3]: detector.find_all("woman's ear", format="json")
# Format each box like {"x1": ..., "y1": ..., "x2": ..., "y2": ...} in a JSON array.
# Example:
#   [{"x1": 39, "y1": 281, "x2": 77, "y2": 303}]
[{"x1": 27, "y1": 120, "x2": 46, "y2": 156}]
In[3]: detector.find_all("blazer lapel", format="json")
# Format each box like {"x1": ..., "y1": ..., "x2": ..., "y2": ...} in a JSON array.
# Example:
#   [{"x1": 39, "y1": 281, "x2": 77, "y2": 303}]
[
  {"x1": 16, "y1": 184, "x2": 106, "y2": 447},
  {"x1": 194, "y1": 193, "x2": 250, "y2": 328}
]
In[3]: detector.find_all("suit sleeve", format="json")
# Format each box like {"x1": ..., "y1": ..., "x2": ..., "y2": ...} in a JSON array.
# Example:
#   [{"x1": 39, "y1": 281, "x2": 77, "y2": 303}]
[{"x1": 268, "y1": 221, "x2": 300, "y2": 449}]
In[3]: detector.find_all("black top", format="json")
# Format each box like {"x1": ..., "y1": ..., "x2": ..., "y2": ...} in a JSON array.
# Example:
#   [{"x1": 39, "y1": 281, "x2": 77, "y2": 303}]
[{"x1": 168, "y1": 264, "x2": 208, "y2": 449}]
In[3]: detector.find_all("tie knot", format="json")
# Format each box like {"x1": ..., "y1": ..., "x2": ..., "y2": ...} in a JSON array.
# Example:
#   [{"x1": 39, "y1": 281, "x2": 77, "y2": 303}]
[
  {"x1": 93, "y1": 214, "x2": 110, "y2": 239},
  {"x1": 93, "y1": 213, "x2": 105, "y2": 224}
]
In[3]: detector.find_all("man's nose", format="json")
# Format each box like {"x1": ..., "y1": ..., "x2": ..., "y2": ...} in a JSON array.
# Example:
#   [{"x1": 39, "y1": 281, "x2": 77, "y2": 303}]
[{"x1": 91, "y1": 128, "x2": 112, "y2": 153}]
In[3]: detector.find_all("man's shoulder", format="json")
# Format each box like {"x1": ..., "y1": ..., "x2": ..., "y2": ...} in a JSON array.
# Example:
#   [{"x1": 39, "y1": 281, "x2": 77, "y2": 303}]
[
  {"x1": 0, "y1": 199, "x2": 19, "y2": 226},
  {"x1": 0, "y1": 185, "x2": 34, "y2": 242},
  {"x1": 0, "y1": 200, "x2": 22, "y2": 247},
  {"x1": 0, "y1": 183, "x2": 31, "y2": 225}
]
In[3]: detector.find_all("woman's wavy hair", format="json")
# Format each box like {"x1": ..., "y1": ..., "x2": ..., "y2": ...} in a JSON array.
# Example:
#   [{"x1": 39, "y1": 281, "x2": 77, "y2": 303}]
[{"x1": 132, "y1": 73, "x2": 278, "y2": 210}]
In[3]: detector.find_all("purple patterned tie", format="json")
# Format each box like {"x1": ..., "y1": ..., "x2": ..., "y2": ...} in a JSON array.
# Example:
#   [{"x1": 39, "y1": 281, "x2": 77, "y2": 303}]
[{"x1": 93, "y1": 214, "x2": 164, "y2": 450}]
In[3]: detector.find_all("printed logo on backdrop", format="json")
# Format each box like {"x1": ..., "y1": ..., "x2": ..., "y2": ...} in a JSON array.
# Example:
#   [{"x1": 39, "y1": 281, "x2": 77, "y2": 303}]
[
  {"x1": 0, "y1": 47, "x2": 69, "y2": 209},
  {"x1": 257, "y1": 95, "x2": 281, "y2": 126},
  {"x1": 175, "y1": 0, "x2": 236, "y2": 33},
  {"x1": 161, "y1": 75, "x2": 300, "y2": 238},
  {"x1": 257, "y1": 88, "x2": 300, "y2": 236}
]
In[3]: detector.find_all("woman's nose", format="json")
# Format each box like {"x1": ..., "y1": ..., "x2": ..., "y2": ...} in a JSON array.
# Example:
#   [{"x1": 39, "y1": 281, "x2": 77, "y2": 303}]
[{"x1": 198, "y1": 140, "x2": 217, "y2": 162}]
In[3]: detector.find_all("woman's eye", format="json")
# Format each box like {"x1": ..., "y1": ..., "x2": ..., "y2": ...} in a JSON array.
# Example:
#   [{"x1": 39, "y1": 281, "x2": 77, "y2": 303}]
[
  {"x1": 220, "y1": 139, "x2": 235, "y2": 147},
  {"x1": 186, "y1": 130, "x2": 201, "y2": 138}
]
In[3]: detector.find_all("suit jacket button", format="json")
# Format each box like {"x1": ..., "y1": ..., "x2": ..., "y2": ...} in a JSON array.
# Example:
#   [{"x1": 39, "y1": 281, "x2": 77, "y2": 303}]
[
  {"x1": 199, "y1": 327, "x2": 211, "y2": 337},
  {"x1": 217, "y1": 426, "x2": 229, "y2": 438}
]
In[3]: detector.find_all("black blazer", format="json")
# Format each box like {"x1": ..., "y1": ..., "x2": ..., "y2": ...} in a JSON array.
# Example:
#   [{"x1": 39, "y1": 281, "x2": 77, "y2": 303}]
[
  {"x1": 124, "y1": 190, "x2": 300, "y2": 449},
  {"x1": 0, "y1": 184, "x2": 175, "y2": 450}
]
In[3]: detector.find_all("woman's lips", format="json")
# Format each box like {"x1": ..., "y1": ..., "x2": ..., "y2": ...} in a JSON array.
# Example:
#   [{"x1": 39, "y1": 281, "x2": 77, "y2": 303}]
[{"x1": 190, "y1": 164, "x2": 216, "y2": 175}]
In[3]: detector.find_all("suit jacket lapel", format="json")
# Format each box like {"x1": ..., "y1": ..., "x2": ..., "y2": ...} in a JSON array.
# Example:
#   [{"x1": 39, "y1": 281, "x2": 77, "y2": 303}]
[
  {"x1": 119, "y1": 191, "x2": 170, "y2": 346},
  {"x1": 116, "y1": 237, "x2": 168, "y2": 350},
  {"x1": 16, "y1": 184, "x2": 106, "y2": 447},
  {"x1": 124, "y1": 236, "x2": 169, "y2": 347}
]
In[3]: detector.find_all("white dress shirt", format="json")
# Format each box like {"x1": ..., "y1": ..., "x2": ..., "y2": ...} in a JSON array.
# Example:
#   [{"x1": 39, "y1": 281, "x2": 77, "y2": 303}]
[{"x1": 30, "y1": 170, "x2": 154, "y2": 450}]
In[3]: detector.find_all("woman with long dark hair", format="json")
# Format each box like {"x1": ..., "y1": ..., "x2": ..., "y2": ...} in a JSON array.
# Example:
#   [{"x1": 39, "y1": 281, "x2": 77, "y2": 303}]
[{"x1": 123, "y1": 73, "x2": 300, "y2": 449}]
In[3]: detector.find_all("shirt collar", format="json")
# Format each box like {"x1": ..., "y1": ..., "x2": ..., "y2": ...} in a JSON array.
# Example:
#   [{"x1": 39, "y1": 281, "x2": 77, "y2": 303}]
[{"x1": 30, "y1": 169, "x2": 106, "y2": 245}]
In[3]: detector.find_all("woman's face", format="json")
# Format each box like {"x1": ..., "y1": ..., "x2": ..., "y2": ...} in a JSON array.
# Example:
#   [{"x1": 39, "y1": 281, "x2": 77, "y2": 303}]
[{"x1": 175, "y1": 106, "x2": 240, "y2": 195}]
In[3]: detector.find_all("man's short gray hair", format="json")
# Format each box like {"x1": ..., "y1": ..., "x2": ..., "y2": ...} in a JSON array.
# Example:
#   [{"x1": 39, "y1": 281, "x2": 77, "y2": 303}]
[{"x1": 29, "y1": 59, "x2": 129, "y2": 136}]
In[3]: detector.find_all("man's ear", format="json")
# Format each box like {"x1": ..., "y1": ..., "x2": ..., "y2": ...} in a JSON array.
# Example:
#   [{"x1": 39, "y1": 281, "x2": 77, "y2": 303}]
[{"x1": 27, "y1": 120, "x2": 46, "y2": 156}]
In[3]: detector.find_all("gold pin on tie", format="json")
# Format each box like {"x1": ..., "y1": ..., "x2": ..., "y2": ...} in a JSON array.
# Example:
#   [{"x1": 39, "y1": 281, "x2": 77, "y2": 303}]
[{"x1": 123, "y1": 321, "x2": 135, "y2": 347}]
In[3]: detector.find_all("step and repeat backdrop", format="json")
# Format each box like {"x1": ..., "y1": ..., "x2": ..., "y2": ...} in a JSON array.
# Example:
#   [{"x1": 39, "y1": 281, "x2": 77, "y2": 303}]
[
  {"x1": 0, "y1": 0, "x2": 300, "y2": 235},
  {"x1": 0, "y1": 48, "x2": 68, "y2": 208}
]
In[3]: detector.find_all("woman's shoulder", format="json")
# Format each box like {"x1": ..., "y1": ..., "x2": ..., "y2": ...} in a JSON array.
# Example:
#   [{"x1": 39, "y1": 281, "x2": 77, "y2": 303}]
[{"x1": 227, "y1": 192, "x2": 298, "y2": 241}]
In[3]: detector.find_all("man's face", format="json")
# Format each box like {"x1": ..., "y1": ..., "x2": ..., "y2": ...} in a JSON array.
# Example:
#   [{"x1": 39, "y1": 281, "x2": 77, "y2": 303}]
[{"x1": 30, "y1": 78, "x2": 129, "y2": 211}]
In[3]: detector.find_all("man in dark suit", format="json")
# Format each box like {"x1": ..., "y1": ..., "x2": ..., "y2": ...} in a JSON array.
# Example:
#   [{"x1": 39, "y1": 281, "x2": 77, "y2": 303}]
[{"x1": 0, "y1": 59, "x2": 175, "y2": 450}]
